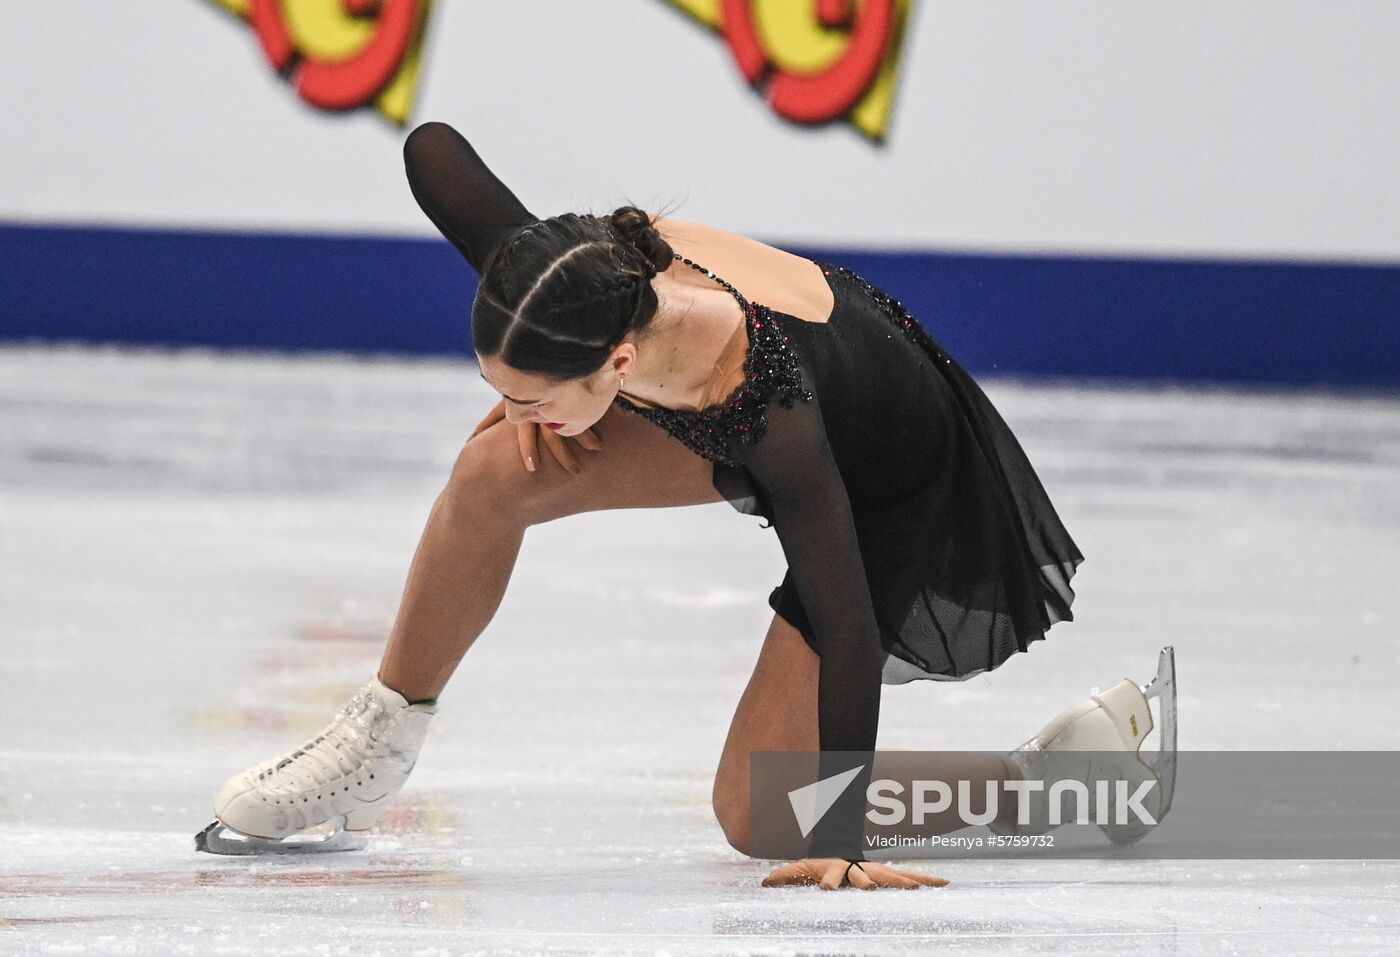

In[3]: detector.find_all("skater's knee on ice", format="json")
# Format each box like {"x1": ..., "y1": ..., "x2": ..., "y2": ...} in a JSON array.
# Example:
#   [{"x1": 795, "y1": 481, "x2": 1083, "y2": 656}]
[{"x1": 713, "y1": 791, "x2": 751, "y2": 856}]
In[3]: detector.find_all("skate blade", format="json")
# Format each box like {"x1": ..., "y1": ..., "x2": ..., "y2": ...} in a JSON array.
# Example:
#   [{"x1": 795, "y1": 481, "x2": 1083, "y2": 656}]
[
  {"x1": 1137, "y1": 646, "x2": 1178, "y2": 820},
  {"x1": 194, "y1": 819, "x2": 368, "y2": 856}
]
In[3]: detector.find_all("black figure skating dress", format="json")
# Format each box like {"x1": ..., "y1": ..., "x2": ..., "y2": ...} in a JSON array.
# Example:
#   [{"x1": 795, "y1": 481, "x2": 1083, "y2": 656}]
[{"x1": 403, "y1": 121, "x2": 1085, "y2": 862}]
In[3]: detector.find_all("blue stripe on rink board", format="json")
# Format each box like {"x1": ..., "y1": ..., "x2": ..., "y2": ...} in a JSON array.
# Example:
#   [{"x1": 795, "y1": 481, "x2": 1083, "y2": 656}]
[
  {"x1": 0, "y1": 222, "x2": 474, "y2": 357},
  {"x1": 3, "y1": 222, "x2": 1398, "y2": 391}
]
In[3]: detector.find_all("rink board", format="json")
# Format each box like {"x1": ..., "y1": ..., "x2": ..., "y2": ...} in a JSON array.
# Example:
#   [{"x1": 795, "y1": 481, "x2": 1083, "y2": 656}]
[{"x1": 4, "y1": 222, "x2": 1400, "y2": 390}]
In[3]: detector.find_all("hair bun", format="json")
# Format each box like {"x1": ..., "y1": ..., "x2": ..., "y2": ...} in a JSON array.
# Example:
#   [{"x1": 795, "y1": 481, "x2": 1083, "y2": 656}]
[{"x1": 606, "y1": 205, "x2": 674, "y2": 276}]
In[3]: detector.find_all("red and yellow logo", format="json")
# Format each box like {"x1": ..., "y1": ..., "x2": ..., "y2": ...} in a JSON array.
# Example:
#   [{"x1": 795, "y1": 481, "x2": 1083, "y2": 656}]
[
  {"x1": 666, "y1": 0, "x2": 915, "y2": 141},
  {"x1": 209, "y1": 0, "x2": 434, "y2": 124}
]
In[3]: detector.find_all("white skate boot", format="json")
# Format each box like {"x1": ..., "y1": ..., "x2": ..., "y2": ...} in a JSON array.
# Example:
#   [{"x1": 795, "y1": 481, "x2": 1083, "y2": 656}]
[
  {"x1": 989, "y1": 646, "x2": 1177, "y2": 845},
  {"x1": 195, "y1": 677, "x2": 436, "y2": 855}
]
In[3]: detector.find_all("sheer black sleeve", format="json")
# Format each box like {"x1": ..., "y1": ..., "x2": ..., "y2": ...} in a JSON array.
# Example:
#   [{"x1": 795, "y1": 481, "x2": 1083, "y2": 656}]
[
  {"x1": 739, "y1": 381, "x2": 885, "y2": 861},
  {"x1": 402, "y1": 121, "x2": 539, "y2": 275}
]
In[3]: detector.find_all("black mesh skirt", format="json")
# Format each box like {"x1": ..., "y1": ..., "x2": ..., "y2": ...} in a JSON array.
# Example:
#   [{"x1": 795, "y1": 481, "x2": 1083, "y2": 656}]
[{"x1": 763, "y1": 339, "x2": 1083, "y2": 683}]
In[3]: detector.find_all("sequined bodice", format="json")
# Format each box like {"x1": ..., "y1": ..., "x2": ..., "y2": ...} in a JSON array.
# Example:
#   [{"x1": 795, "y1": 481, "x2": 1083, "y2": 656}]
[{"x1": 612, "y1": 254, "x2": 814, "y2": 468}]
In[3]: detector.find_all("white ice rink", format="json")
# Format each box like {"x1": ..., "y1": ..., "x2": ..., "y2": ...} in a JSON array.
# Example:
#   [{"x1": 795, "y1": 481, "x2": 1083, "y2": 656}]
[{"x1": 2, "y1": 345, "x2": 1398, "y2": 955}]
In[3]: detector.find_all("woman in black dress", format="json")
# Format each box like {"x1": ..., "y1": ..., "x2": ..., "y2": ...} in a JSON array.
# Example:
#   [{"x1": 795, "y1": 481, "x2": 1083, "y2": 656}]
[{"x1": 202, "y1": 120, "x2": 1130, "y2": 890}]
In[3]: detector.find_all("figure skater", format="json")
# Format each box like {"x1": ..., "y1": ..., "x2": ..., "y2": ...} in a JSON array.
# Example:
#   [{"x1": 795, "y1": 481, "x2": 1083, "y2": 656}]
[{"x1": 197, "y1": 121, "x2": 1176, "y2": 890}]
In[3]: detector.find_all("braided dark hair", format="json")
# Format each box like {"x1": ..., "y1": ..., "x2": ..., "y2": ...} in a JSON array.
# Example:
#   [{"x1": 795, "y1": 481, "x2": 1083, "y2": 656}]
[{"x1": 472, "y1": 205, "x2": 676, "y2": 380}]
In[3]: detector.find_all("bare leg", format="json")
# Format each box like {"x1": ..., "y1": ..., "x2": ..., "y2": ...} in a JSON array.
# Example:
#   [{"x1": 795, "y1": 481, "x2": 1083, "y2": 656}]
[
  {"x1": 379, "y1": 402, "x2": 726, "y2": 701},
  {"x1": 376, "y1": 487, "x2": 522, "y2": 701},
  {"x1": 712, "y1": 612, "x2": 1018, "y2": 853}
]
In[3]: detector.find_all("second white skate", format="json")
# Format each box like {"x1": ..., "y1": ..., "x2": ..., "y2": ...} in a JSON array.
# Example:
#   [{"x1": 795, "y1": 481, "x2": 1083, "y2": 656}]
[{"x1": 989, "y1": 646, "x2": 1177, "y2": 844}]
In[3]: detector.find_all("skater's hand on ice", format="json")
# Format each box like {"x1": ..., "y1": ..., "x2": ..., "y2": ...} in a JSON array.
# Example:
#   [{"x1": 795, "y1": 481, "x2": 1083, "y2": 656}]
[
  {"x1": 761, "y1": 858, "x2": 949, "y2": 891},
  {"x1": 467, "y1": 398, "x2": 603, "y2": 475}
]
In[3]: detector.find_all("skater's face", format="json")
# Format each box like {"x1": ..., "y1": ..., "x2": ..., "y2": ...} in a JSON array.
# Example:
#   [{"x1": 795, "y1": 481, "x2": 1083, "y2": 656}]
[{"x1": 478, "y1": 351, "x2": 632, "y2": 436}]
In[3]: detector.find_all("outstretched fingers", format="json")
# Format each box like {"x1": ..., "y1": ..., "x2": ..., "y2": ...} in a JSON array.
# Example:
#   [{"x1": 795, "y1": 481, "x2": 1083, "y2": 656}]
[
  {"x1": 846, "y1": 862, "x2": 877, "y2": 889},
  {"x1": 818, "y1": 859, "x2": 851, "y2": 890},
  {"x1": 860, "y1": 861, "x2": 949, "y2": 889},
  {"x1": 761, "y1": 858, "x2": 950, "y2": 890},
  {"x1": 760, "y1": 859, "x2": 826, "y2": 887},
  {"x1": 856, "y1": 861, "x2": 921, "y2": 889}
]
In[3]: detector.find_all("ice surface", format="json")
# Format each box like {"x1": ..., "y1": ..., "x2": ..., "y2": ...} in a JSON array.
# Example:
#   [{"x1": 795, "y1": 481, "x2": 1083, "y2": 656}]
[{"x1": 2, "y1": 345, "x2": 1398, "y2": 955}]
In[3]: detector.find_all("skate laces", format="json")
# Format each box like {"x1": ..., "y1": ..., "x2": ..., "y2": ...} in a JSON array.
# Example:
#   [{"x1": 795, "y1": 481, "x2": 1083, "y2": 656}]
[{"x1": 260, "y1": 685, "x2": 400, "y2": 792}]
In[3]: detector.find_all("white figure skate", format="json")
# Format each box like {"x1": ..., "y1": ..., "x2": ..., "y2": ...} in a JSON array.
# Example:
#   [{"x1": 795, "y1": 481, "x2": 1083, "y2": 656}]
[
  {"x1": 195, "y1": 676, "x2": 436, "y2": 855},
  {"x1": 989, "y1": 646, "x2": 1177, "y2": 845}
]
